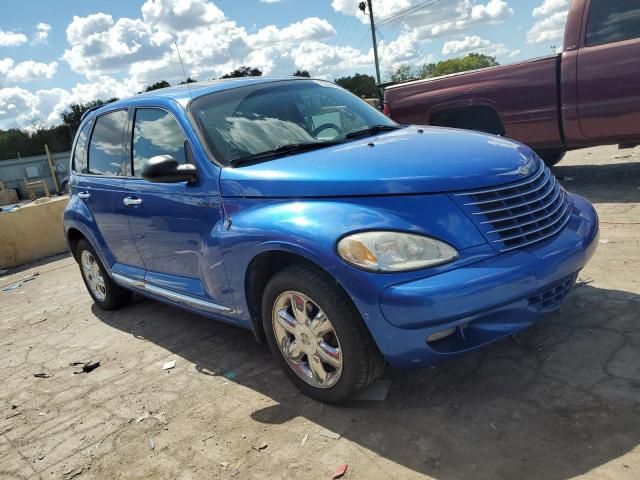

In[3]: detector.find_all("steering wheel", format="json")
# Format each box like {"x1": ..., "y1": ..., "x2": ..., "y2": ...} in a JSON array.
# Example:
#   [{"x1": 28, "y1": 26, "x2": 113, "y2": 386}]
[{"x1": 312, "y1": 123, "x2": 343, "y2": 139}]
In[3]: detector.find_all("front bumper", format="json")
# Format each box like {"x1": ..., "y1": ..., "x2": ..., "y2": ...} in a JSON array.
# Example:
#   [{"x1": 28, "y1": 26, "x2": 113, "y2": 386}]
[{"x1": 374, "y1": 194, "x2": 599, "y2": 368}]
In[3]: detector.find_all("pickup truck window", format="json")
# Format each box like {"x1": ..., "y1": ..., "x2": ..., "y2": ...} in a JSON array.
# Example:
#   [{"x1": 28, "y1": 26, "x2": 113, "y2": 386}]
[
  {"x1": 586, "y1": 0, "x2": 640, "y2": 46},
  {"x1": 87, "y1": 110, "x2": 128, "y2": 176},
  {"x1": 132, "y1": 108, "x2": 186, "y2": 177}
]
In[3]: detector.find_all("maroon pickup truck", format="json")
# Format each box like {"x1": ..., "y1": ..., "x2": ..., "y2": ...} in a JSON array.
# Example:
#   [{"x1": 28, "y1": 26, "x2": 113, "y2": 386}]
[{"x1": 384, "y1": 0, "x2": 640, "y2": 166}]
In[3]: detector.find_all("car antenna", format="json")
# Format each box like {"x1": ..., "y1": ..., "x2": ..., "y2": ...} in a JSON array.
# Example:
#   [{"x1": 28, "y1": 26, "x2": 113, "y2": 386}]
[{"x1": 174, "y1": 41, "x2": 193, "y2": 99}]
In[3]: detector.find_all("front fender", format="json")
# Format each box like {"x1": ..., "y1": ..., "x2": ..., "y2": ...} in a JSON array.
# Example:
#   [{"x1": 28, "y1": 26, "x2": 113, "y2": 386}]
[{"x1": 219, "y1": 196, "x2": 492, "y2": 350}]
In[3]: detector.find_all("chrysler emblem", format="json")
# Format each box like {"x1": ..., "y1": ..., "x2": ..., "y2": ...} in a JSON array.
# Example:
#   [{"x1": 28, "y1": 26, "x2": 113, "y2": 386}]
[{"x1": 498, "y1": 158, "x2": 536, "y2": 177}]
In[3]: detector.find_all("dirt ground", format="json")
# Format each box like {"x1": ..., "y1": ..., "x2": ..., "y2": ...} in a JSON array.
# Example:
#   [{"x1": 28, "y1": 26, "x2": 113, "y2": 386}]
[{"x1": 1, "y1": 145, "x2": 639, "y2": 480}]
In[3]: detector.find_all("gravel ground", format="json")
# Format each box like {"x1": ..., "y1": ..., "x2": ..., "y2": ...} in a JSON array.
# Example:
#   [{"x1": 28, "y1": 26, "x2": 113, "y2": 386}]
[{"x1": 1, "y1": 145, "x2": 639, "y2": 480}]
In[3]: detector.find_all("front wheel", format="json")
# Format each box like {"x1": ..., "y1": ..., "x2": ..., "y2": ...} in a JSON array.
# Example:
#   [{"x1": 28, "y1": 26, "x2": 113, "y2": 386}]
[
  {"x1": 76, "y1": 239, "x2": 132, "y2": 310},
  {"x1": 262, "y1": 264, "x2": 385, "y2": 403}
]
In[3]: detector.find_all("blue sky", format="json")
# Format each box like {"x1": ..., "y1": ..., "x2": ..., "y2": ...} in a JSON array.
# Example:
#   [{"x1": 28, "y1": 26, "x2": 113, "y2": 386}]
[{"x1": 0, "y1": 0, "x2": 570, "y2": 128}]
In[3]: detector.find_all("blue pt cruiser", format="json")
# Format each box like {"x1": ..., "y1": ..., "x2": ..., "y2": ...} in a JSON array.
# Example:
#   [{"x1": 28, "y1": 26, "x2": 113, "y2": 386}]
[{"x1": 64, "y1": 77, "x2": 598, "y2": 402}]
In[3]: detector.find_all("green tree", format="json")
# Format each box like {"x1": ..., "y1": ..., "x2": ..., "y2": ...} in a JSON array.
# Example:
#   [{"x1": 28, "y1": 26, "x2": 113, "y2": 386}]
[
  {"x1": 0, "y1": 124, "x2": 75, "y2": 161},
  {"x1": 334, "y1": 73, "x2": 378, "y2": 98},
  {"x1": 144, "y1": 80, "x2": 171, "y2": 92},
  {"x1": 389, "y1": 64, "x2": 415, "y2": 83},
  {"x1": 292, "y1": 69, "x2": 310, "y2": 77},
  {"x1": 179, "y1": 77, "x2": 197, "y2": 84},
  {"x1": 60, "y1": 98, "x2": 118, "y2": 137},
  {"x1": 418, "y1": 53, "x2": 499, "y2": 79},
  {"x1": 220, "y1": 66, "x2": 262, "y2": 78}
]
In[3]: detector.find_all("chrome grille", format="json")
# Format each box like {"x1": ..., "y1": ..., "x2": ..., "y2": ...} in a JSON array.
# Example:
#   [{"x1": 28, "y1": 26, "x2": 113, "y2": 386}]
[{"x1": 454, "y1": 161, "x2": 572, "y2": 252}]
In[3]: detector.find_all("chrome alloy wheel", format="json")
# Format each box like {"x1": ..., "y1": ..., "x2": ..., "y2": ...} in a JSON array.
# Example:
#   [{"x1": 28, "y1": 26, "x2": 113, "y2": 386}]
[
  {"x1": 81, "y1": 250, "x2": 106, "y2": 302},
  {"x1": 272, "y1": 291, "x2": 343, "y2": 389}
]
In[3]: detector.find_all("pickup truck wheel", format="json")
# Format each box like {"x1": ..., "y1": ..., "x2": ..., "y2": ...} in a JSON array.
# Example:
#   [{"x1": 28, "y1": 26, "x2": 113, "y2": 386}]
[
  {"x1": 262, "y1": 264, "x2": 385, "y2": 403},
  {"x1": 76, "y1": 239, "x2": 132, "y2": 310},
  {"x1": 538, "y1": 150, "x2": 566, "y2": 167}
]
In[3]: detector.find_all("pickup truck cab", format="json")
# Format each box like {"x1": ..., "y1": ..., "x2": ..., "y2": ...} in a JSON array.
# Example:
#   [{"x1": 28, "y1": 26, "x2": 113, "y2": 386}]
[
  {"x1": 384, "y1": 0, "x2": 640, "y2": 166},
  {"x1": 64, "y1": 77, "x2": 598, "y2": 402}
]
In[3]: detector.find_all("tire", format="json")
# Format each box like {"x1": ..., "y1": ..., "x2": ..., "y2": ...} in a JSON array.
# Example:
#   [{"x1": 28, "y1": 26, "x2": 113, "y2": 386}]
[
  {"x1": 261, "y1": 264, "x2": 385, "y2": 403},
  {"x1": 76, "y1": 239, "x2": 132, "y2": 310},
  {"x1": 538, "y1": 150, "x2": 566, "y2": 167}
]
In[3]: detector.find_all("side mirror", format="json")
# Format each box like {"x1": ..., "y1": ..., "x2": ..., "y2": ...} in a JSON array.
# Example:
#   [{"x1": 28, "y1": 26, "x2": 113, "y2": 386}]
[{"x1": 141, "y1": 155, "x2": 198, "y2": 183}]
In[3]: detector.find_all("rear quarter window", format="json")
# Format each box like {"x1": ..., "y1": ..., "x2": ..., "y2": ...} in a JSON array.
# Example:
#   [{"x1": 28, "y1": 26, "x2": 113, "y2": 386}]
[
  {"x1": 88, "y1": 110, "x2": 128, "y2": 176},
  {"x1": 586, "y1": 0, "x2": 640, "y2": 46},
  {"x1": 72, "y1": 120, "x2": 92, "y2": 174}
]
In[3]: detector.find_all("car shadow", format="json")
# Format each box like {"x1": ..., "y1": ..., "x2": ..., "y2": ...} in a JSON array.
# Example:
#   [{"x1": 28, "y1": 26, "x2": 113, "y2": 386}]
[
  {"x1": 554, "y1": 159, "x2": 640, "y2": 204},
  {"x1": 91, "y1": 282, "x2": 640, "y2": 480}
]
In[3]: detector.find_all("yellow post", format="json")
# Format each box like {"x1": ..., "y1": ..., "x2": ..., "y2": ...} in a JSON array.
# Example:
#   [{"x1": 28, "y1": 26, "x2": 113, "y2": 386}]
[{"x1": 44, "y1": 144, "x2": 60, "y2": 193}]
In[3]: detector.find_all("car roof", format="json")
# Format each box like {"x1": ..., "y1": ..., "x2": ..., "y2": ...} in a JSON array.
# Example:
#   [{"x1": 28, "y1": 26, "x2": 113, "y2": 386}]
[{"x1": 88, "y1": 77, "x2": 317, "y2": 116}]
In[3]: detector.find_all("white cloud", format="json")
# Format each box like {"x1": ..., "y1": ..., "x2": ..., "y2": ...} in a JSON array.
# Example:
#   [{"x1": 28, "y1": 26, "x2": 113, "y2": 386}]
[
  {"x1": 442, "y1": 35, "x2": 490, "y2": 55},
  {"x1": 33, "y1": 22, "x2": 52, "y2": 43},
  {"x1": 249, "y1": 17, "x2": 335, "y2": 47},
  {"x1": 441, "y1": 35, "x2": 516, "y2": 58},
  {"x1": 6, "y1": 0, "x2": 524, "y2": 129},
  {"x1": 0, "y1": 75, "x2": 138, "y2": 128},
  {"x1": 527, "y1": 9, "x2": 569, "y2": 44},
  {"x1": 533, "y1": 0, "x2": 570, "y2": 17},
  {"x1": 0, "y1": 59, "x2": 58, "y2": 83},
  {"x1": 63, "y1": 13, "x2": 173, "y2": 78},
  {"x1": 0, "y1": 29, "x2": 28, "y2": 47},
  {"x1": 0, "y1": 88, "x2": 39, "y2": 126},
  {"x1": 259, "y1": 0, "x2": 282, "y2": 3},
  {"x1": 141, "y1": 0, "x2": 225, "y2": 32},
  {"x1": 332, "y1": 0, "x2": 513, "y2": 39}
]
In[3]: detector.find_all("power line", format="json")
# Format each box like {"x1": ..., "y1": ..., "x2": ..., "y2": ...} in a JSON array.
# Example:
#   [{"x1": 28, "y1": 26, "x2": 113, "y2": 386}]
[{"x1": 377, "y1": 0, "x2": 444, "y2": 27}]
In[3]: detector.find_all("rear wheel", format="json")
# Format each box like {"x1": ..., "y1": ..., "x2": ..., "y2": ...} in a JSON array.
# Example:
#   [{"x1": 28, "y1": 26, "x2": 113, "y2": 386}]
[
  {"x1": 262, "y1": 264, "x2": 384, "y2": 403},
  {"x1": 76, "y1": 239, "x2": 131, "y2": 310}
]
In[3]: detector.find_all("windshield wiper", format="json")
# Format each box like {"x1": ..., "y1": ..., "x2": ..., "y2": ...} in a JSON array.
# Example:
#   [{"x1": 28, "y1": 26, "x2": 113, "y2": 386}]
[
  {"x1": 231, "y1": 141, "x2": 343, "y2": 166},
  {"x1": 344, "y1": 124, "x2": 403, "y2": 139}
]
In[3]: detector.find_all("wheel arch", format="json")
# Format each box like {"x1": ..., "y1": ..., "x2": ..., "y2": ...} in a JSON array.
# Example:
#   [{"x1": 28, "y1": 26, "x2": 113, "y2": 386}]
[
  {"x1": 66, "y1": 227, "x2": 86, "y2": 261},
  {"x1": 244, "y1": 248, "x2": 351, "y2": 343},
  {"x1": 429, "y1": 104, "x2": 506, "y2": 137}
]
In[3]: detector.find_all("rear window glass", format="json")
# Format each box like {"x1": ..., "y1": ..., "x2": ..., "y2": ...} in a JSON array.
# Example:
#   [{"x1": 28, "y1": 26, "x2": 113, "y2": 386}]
[
  {"x1": 72, "y1": 120, "x2": 91, "y2": 174},
  {"x1": 88, "y1": 110, "x2": 127, "y2": 176},
  {"x1": 586, "y1": 0, "x2": 640, "y2": 46}
]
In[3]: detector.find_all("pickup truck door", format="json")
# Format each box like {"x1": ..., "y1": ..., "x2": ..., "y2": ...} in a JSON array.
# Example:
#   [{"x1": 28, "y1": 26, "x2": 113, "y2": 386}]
[
  {"x1": 123, "y1": 107, "x2": 235, "y2": 315},
  {"x1": 576, "y1": 0, "x2": 640, "y2": 139}
]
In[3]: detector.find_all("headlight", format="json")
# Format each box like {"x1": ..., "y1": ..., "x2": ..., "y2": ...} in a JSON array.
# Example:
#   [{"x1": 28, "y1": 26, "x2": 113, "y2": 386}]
[{"x1": 336, "y1": 231, "x2": 458, "y2": 272}]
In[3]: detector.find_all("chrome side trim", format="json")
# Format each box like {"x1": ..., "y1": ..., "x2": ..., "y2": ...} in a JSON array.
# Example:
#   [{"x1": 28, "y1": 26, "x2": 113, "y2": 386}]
[
  {"x1": 111, "y1": 272, "x2": 232, "y2": 313},
  {"x1": 112, "y1": 272, "x2": 145, "y2": 287}
]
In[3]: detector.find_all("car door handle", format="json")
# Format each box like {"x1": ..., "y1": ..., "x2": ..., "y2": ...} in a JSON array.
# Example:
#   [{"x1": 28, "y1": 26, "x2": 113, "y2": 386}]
[
  {"x1": 123, "y1": 197, "x2": 143, "y2": 206},
  {"x1": 77, "y1": 191, "x2": 91, "y2": 199}
]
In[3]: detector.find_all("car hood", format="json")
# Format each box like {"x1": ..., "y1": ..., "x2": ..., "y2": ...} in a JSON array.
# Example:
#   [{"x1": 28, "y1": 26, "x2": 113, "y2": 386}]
[{"x1": 219, "y1": 126, "x2": 541, "y2": 198}]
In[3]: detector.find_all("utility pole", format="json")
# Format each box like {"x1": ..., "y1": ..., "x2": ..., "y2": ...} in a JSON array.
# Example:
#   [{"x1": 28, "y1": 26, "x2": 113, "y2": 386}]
[{"x1": 359, "y1": 1, "x2": 382, "y2": 88}]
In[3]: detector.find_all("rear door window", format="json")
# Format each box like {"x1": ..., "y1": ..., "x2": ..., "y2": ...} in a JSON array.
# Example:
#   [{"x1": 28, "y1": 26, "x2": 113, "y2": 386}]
[
  {"x1": 132, "y1": 108, "x2": 186, "y2": 177},
  {"x1": 586, "y1": 0, "x2": 640, "y2": 46},
  {"x1": 87, "y1": 110, "x2": 128, "y2": 176},
  {"x1": 72, "y1": 120, "x2": 92, "y2": 174}
]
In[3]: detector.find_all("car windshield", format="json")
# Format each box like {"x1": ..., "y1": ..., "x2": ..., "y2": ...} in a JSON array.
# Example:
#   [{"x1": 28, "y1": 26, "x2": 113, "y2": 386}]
[{"x1": 189, "y1": 80, "x2": 399, "y2": 166}]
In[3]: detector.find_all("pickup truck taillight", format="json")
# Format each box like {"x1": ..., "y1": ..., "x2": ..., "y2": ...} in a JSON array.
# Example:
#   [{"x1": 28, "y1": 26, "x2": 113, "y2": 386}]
[{"x1": 383, "y1": 101, "x2": 391, "y2": 117}]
